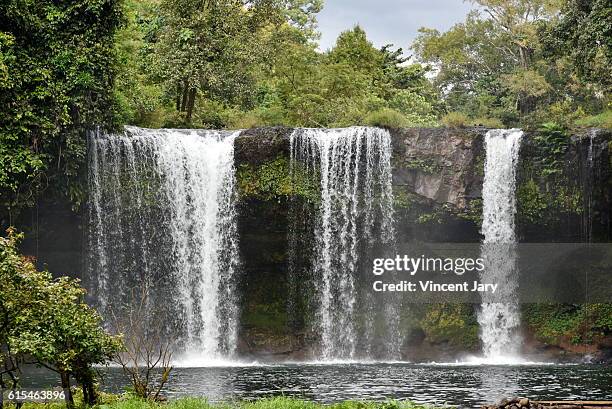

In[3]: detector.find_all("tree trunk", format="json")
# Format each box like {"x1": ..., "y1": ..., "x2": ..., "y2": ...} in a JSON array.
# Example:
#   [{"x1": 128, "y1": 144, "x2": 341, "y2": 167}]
[
  {"x1": 176, "y1": 82, "x2": 182, "y2": 111},
  {"x1": 82, "y1": 369, "x2": 97, "y2": 406},
  {"x1": 75, "y1": 366, "x2": 97, "y2": 406},
  {"x1": 517, "y1": 45, "x2": 536, "y2": 115},
  {"x1": 86, "y1": 381, "x2": 96, "y2": 406},
  {"x1": 186, "y1": 88, "x2": 197, "y2": 123},
  {"x1": 0, "y1": 373, "x2": 4, "y2": 409},
  {"x1": 180, "y1": 79, "x2": 189, "y2": 112},
  {"x1": 60, "y1": 371, "x2": 74, "y2": 409},
  {"x1": 82, "y1": 382, "x2": 89, "y2": 406},
  {"x1": 518, "y1": 92, "x2": 536, "y2": 115},
  {"x1": 81, "y1": 381, "x2": 96, "y2": 406}
]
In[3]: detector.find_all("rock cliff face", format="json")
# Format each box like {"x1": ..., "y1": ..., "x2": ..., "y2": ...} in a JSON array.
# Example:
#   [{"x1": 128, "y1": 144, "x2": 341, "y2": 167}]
[
  {"x1": 391, "y1": 127, "x2": 485, "y2": 210},
  {"x1": 15, "y1": 126, "x2": 612, "y2": 362},
  {"x1": 232, "y1": 126, "x2": 612, "y2": 361}
]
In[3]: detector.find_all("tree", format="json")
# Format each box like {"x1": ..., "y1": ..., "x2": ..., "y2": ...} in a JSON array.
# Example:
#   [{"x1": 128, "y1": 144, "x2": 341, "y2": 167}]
[
  {"x1": 412, "y1": 13, "x2": 518, "y2": 122},
  {"x1": 262, "y1": 25, "x2": 438, "y2": 127},
  {"x1": 111, "y1": 289, "x2": 173, "y2": 401},
  {"x1": 153, "y1": 0, "x2": 286, "y2": 123},
  {"x1": 541, "y1": 0, "x2": 611, "y2": 91},
  {"x1": 114, "y1": 0, "x2": 167, "y2": 127},
  {"x1": 0, "y1": 229, "x2": 38, "y2": 403},
  {"x1": 0, "y1": 230, "x2": 121, "y2": 408},
  {"x1": 413, "y1": 1, "x2": 565, "y2": 121},
  {"x1": 0, "y1": 0, "x2": 123, "y2": 227},
  {"x1": 469, "y1": 0, "x2": 561, "y2": 69},
  {"x1": 469, "y1": 0, "x2": 561, "y2": 114}
]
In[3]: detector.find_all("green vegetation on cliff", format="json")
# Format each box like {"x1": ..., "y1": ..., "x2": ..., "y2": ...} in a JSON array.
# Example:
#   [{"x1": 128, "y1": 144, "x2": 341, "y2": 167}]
[
  {"x1": 524, "y1": 304, "x2": 612, "y2": 345},
  {"x1": 420, "y1": 304, "x2": 479, "y2": 350},
  {"x1": 237, "y1": 156, "x2": 319, "y2": 202},
  {"x1": 515, "y1": 125, "x2": 598, "y2": 231}
]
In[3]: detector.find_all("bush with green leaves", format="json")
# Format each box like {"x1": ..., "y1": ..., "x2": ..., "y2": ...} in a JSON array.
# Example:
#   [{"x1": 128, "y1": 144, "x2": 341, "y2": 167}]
[
  {"x1": 523, "y1": 303, "x2": 612, "y2": 346},
  {"x1": 441, "y1": 112, "x2": 469, "y2": 128},
  {"x1": 0, "y1": 229, "x2": 121, "y2": 408},
  {"x1": 365, "y1": 108, "x2": 409, "y2": 129},
  {"x1": 0, "y1": 0, "x2": 123, "y2": 226}
]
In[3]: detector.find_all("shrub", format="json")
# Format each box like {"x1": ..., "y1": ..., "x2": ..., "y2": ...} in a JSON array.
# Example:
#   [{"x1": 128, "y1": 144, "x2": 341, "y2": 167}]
[
  {"x1": 547, "y1": 100, "x2": 586, "y2": 128},
  {"x1": 470, "y1": 117, "x2": 504, "y2": 128},
  {"x1": 230, "y1": 112, "x2": 266, "y2": 129},
  {"x1": 364, "y1": 108, "x2": 408, "y2": 128},
  {"x1": 0, "y1": 229, "x2": 121, "y2": 408},
  {"x1": 420, "y1": 304, "x2": 479, "y2": 349},
  {"x1": 441, "y1": 111, "x2": 468, "y2": 127},
  {"x1": 228, "y1": 106, "x2": 288, "y2": 129},
  {"x1": 575, "y1": 110, "x2": 612, "y2": 129}
]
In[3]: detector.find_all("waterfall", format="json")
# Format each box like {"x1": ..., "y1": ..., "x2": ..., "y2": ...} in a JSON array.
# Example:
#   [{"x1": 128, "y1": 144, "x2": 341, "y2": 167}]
[
  {"x1": 477, "y1": 129, "x2": 523, "y2": 361},
  {"x1": 290, "y1": 127, "x2": 396, "y2": 360},
  {"x1": 87, "y1": 126, "x2": 240, "y2": 362},
  {"x1": 583, "y1": 130, "x2": 596, "y2": 242}
]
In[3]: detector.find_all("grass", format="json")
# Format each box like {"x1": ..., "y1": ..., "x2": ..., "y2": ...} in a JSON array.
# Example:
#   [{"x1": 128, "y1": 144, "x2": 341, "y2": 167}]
[
  {"x1": 574, "y1": 110, "x2": 612, "y2": 129},
  {"x1": 9, "y1": 396, "x2": 440, "y2": 409},
  {"x1": 440, "y1": 112, "x2": 468, "y2": 128},
  {"x1": 364, "y1": 108, "x2": 409, "y2": 128}
]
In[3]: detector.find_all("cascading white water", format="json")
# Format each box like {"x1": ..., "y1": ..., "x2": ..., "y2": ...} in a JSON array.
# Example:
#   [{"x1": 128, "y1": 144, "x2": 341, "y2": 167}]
[
  {"x1": 290, "y1": 127, "x2": 396, "y2": 360},
  {"x1": 88, "y1": 126, "x2": 240, "y2": 362},
  {"x1": 584, "y1": 130, "x2": 596, "y2": 242},
  {"x1": 477, "y1": 129, "x2": 523, "y2": 361}
]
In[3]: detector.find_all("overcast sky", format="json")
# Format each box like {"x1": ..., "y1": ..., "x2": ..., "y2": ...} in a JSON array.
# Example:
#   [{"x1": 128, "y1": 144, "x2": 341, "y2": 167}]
[{"x1": 317, "y1": 0, "x2": 474, "y2": 54}]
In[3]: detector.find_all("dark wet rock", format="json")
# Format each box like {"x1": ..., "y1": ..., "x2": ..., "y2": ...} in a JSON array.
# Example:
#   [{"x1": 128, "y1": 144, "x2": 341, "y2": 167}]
[
  {"x1": 235, "y1": 126, "x2": 291, "y2": 165},
  {"x1": 11, "y1": 126, "x2": 612, "y2": 361},
  {"x1": 390, "y1": 127, "x2": 486, "y2": 209}
]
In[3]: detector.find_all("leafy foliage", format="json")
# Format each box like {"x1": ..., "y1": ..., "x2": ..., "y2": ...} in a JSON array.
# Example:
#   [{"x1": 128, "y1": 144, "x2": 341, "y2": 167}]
[
  {"x1": 115, "y1": 14, "x2": 439, "y2": 129},
  {"x1": 523, "y1": 303, "x2": 612, "y2": 345},
  {"x1": 533, "y1": 122, "x2": 570, "y2": 176},
  {"x1": 420, "y1": 304, "x2": 479, "y2": 349},
  {"x1": 0, "y1": 229, "x2": 121, "y2": 406},
  {"x1": 365, "y1": 109, "x2": 410, "y2": 129},
  {"x1": 0, "y1": 0, "x2": 123, "y2": 225},
  {"x1": 237, "y1": 156, "x2": 319, "y2": 202},
  {"x1": 412, "y1": 0, "x2": 609, "y2": 127},
  {"x1": 441, "y1": 112, "x2": 469, "y2": 128},
  {"x1": 542, "y1": 0, "x2": 611, "y2": 91}
]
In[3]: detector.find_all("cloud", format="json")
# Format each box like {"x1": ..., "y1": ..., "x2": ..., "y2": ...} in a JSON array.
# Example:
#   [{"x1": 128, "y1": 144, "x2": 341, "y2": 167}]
[{"x1": 317, "y1": 0, "x2": 473, "y2": 54}]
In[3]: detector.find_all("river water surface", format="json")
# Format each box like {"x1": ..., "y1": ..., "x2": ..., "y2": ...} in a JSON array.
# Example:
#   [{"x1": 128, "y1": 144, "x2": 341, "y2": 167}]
[{"x1": 21, "y1": 363, "x2": 611, "y2": 407}]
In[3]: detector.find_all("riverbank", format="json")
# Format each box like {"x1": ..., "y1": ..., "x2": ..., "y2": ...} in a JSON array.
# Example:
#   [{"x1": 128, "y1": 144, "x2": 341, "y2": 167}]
[{"x1": 6, "y1": 396, "x2": 433, "y2": 409}]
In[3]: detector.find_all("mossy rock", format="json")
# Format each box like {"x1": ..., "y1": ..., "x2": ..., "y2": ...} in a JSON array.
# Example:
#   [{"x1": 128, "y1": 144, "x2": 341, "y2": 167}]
[{"x1": 237, "y1": 155, "x2": 319, "y2": 202}]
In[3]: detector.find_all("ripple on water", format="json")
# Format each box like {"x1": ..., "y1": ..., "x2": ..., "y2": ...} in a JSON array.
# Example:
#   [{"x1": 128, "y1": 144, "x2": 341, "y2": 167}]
[{"x1": 18, "y1": 363, "x2": 612, "y2": 408}]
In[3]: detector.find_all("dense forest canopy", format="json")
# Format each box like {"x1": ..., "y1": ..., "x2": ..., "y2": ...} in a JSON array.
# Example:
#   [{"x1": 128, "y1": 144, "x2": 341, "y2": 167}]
[{"x1": 0, "y1": 0, "x2": 610, "y2": 220}]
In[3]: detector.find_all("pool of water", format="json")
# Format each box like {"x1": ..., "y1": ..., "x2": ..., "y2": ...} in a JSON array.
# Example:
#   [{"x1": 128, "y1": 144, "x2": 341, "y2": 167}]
[{"x1": 19, "y1": 363, "x2": 611, "y2": 408}]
